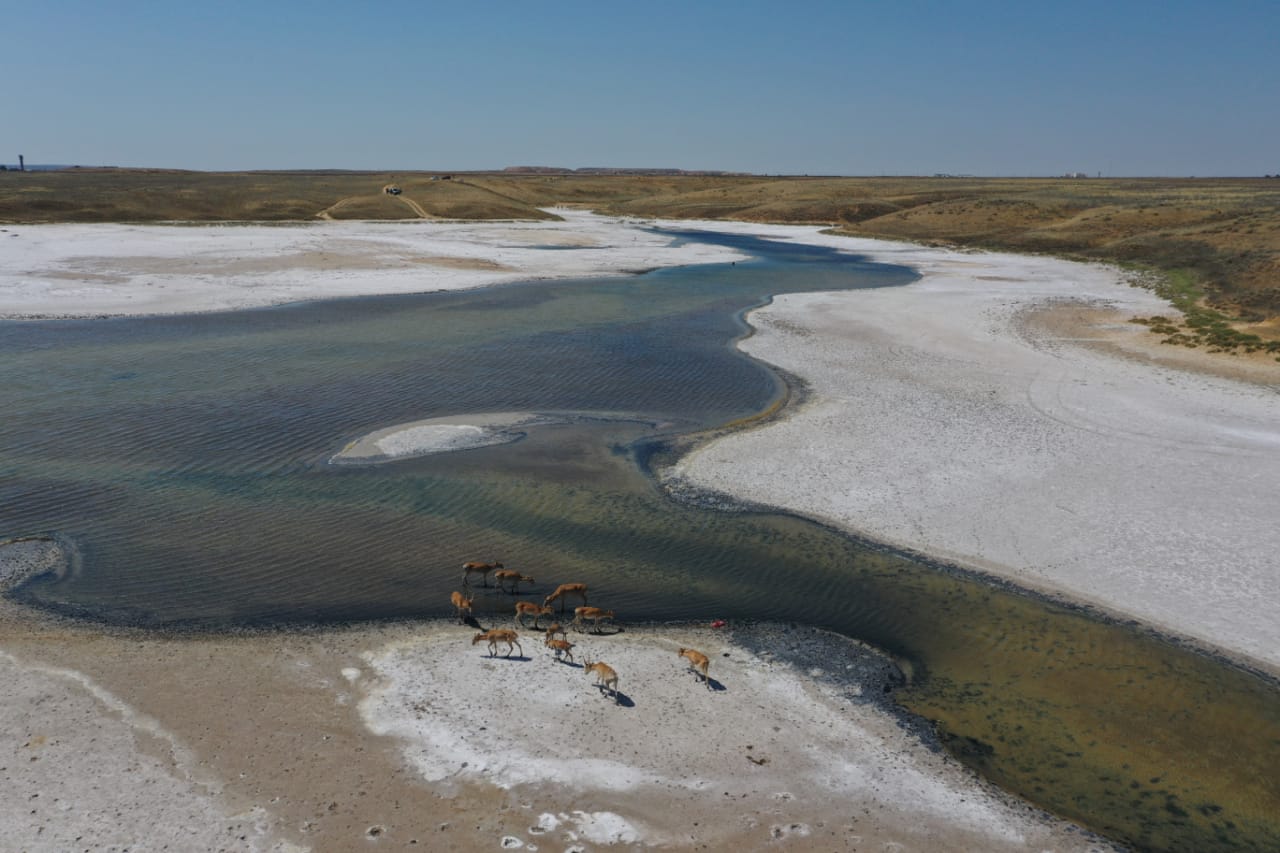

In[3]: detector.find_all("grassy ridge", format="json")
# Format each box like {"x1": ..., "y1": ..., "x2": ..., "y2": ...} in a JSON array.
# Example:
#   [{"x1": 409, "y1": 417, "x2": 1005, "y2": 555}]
[{"x1": 2, "y1": 169, "x2": 1277, "y2": 347}]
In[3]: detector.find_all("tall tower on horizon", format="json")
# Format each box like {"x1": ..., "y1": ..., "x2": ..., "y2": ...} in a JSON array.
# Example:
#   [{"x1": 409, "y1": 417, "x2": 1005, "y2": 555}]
[{"x1": 18, "y1": 155, "x2": 24, "y2": 172}]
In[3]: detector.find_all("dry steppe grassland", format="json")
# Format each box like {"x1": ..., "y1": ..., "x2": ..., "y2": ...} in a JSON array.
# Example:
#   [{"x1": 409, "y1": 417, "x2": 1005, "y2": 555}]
[{"x1": 3, "y1": 169, "x2": 1278, "y2": 355}]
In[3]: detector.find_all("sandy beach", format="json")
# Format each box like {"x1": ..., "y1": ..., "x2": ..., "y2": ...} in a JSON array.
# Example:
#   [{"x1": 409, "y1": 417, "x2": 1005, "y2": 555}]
[{"x1": 2, "y1": 211, "x2": 1274, "y2": 849}]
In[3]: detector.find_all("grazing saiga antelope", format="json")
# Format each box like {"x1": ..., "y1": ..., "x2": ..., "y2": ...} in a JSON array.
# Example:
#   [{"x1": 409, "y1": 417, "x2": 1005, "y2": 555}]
[
  {"x1": 572, "y1": 606, "x2": 615, "y2": 634},
  {"x1": 493, "y1": 569, "x2": 536, "y2": 594},
  {"x1": 461, "y1": 560, "x2": 503, "y2": 588},
  {"x1": 678, "y1": 647, "x2": 711, "y2": 687},
  {"x1": 449, "y1": 590, "x2": 473, "y2": 623},
  {"x1": 545, "y1": 636, "x2": 575, "y2": 664},
  {"x1": 472, "y1": 629, "x2": 523, "y2": 658},
  {"x1": 514, "y1": 601, "x2": 554, "y2": 629},
  {"x1": 583, "y1": 657, "x2": 620, "y2": 703},
  {"x1": 544, "y1": 583, "x2": 588, "y2": 613}
]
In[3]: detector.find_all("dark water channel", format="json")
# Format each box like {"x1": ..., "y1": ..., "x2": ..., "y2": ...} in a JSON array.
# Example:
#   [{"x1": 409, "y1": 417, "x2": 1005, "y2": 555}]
[{"x1": 2, "y1": 230, "x2": 1277, "y2": 851}]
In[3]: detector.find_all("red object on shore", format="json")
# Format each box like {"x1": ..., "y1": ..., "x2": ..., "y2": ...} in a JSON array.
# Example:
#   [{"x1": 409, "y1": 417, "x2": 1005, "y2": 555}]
[{"x1": 711, "y1": 619, "x2": 727, "y2": 629}]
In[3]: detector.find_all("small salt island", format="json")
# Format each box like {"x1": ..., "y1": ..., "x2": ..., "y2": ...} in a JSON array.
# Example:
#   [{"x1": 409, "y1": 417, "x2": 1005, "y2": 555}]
[
  {"x1": 332, "y1": 412, "x2": 547, "y2": 463},
  {"x1": 333, "y1": 410, "x2": 663, "y2": 464}
]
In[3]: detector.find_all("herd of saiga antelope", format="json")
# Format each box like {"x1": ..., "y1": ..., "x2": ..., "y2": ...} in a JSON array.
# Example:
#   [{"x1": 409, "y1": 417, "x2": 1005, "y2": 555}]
[{"x1": 451, "y1": 560, "x2": 712, "y2": 704}]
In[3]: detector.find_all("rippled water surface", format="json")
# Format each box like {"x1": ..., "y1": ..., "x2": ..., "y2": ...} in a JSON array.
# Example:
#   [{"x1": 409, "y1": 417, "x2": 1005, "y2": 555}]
[{"x1": 2, "y1": 229, "x2": 1277, "y2": 852}]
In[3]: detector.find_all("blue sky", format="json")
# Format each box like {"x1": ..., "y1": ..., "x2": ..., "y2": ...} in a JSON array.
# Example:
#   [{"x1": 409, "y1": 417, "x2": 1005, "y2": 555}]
[{"x1": 4, "y1": 0, "x2": 1277, "y2": 175}]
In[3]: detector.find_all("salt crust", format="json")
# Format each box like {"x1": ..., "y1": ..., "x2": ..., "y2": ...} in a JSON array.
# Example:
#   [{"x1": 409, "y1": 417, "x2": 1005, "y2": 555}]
[
  {"x1": 376, "y1": 423, "x2": 487, "y2": 456},
  {"x1": 660, "y1": 219, "x2": 1280, "y2": 671},
  {"x1": 333, "y1": 412, "x2": 544, "y2": 462},
  {"x1": 0, "y1": 209, "x2": 747, "y2": 318},
  {"x1": 333, "y1": 410, "x2": 656, "y2": 463},
  {"x1": 356, "y1": 628, "x2": 1093, "y2": 850}
]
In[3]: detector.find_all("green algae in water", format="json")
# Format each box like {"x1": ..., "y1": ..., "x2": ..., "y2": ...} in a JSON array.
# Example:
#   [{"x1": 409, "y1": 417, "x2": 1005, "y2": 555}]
[
  {"x1": 2, "y1": 231, "x2": 1278, "y2": 852},
  {"x1": 891, "y1": 573, "x2": 1280, "y2": 852}
]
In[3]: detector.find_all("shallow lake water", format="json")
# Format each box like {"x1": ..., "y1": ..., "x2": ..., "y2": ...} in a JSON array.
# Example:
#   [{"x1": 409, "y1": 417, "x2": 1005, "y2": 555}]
[{"x1": 2, "y1": 229, "x2": 1277, "y2": 851}]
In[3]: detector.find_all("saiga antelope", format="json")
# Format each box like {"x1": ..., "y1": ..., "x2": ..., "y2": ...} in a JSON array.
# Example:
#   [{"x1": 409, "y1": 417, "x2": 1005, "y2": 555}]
[
  {"x1": 583, "y1": 658, "x2": 619, "y2": 703},
  {"x1": 462, "y1": 560, "x2": 503, "y2": 588},
  {"x1": 544, "y1": 623, "x2": 568, "y2": 642},
  {"x1": 678, "y1": 647, "x2": 711, "y2": 687},
  {"x1": 545, "y1": 636, "x2": 575, "y2": 664},
  {"x1": 493, "y1": 569, "x2": 536, "y2": 594},
  {"x1": 515, "y1": 601, "x2": 554, "y2": 629},
  {"x1": 573, "y1": 606, "x2": 615, "y2": 634},
  {"x1": 544, "y1": 583, "x2": 588, "y2": 612},
  {"x1": 449, "y1": 590, "x2": 473, "y2": 623},
  {"x1": 472, "y1": 629, "x2": 523, "y2": 658}
]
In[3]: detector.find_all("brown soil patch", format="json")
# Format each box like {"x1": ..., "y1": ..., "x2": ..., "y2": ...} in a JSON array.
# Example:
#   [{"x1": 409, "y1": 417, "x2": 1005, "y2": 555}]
[
  {"x1": 408, "y1": 255, "x2": 511, "y2": 271},
  {"x1": 1025, "y1": 303, "x2": 1280, "y2": 386}
]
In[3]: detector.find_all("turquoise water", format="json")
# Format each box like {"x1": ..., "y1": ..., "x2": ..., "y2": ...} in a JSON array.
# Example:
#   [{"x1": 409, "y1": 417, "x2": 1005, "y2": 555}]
[{"x1": 2, "y1": 229, "x2": 1277, "y2": 851}]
